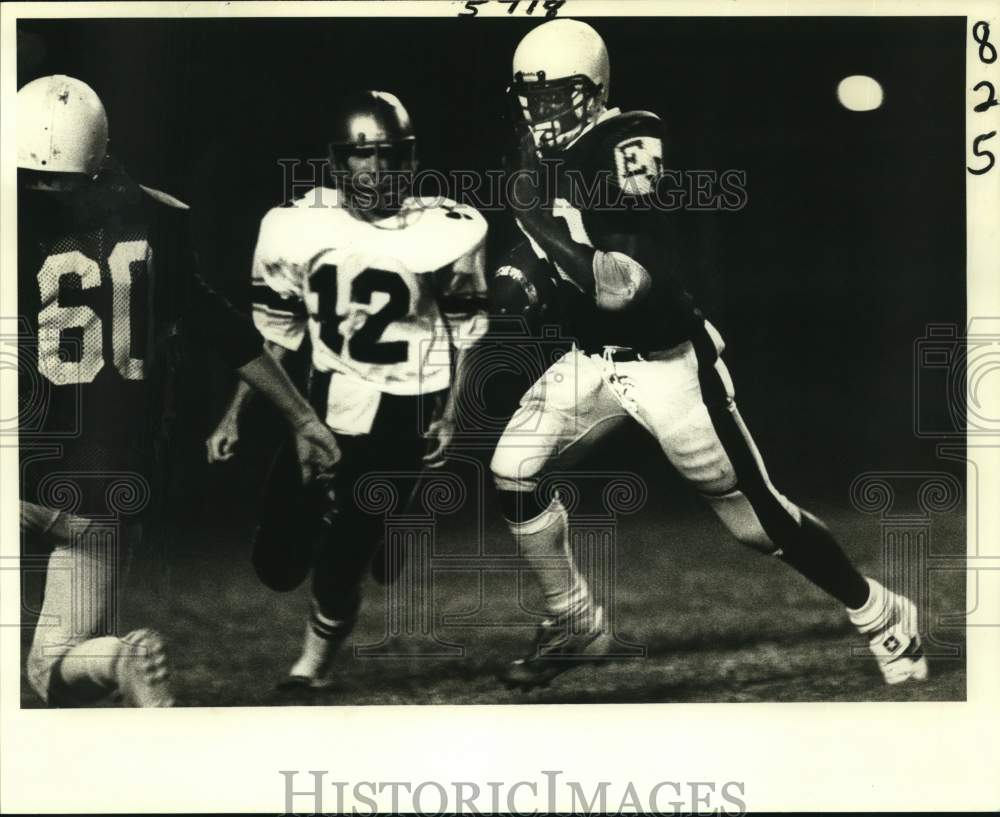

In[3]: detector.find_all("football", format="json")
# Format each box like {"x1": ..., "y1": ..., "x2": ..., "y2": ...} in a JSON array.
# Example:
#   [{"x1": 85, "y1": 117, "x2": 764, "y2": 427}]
[{"x1": 489, "y1": 242, "x2": 560, "y2": 331}]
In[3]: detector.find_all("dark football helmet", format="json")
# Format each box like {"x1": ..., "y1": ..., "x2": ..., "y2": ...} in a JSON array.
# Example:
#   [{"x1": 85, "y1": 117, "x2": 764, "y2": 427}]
[{"x1": 327, "y1": 90, "x2": 417, "y2": 215}]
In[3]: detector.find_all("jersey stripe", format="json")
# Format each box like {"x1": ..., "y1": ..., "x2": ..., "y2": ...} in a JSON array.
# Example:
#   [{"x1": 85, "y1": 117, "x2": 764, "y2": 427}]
[{"x1": 251, "y1": 284, "x2": 307, "y2": 317}]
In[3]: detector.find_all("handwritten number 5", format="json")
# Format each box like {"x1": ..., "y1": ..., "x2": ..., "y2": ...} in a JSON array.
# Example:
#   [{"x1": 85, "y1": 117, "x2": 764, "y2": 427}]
[
  {"x1": 969, "y1": 131, "x2": 996, "y2": 176},
  {"x1": 460, "y1": 1, "x2": 487, "y2": 16}
]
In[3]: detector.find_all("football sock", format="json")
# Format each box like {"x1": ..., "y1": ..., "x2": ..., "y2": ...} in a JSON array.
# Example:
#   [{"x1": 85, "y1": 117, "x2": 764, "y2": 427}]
[
  {"x1": 777, "y1": 510, "x2": 871, "y2": 610},
  {"x1": 53, "y1": 636, "x2": 124, "y2": 704},
  {"x1": 289, "y1": 600, "x2": 353, "y2": 679},
  {"x1": 505, "y1": 496, "x2": 590, "y2": 617},
  {"x1": 847, "y1": 578, "x2": 891, "y2": 633}
]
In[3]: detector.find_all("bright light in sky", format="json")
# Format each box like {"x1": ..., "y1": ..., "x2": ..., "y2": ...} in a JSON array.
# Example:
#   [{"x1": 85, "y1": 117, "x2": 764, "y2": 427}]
[{"x1": 837, "y1": 75, "x2": 884, "y2": 111}]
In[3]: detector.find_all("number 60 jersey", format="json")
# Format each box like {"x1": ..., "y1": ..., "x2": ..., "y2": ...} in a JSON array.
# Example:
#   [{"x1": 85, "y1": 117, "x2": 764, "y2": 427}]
[
  {"x1": 17, "y1": 168, "x2": 264, "y2": 519},
  {"x1": 251, "y1": 187, "x2": 488, "y2": 400}
]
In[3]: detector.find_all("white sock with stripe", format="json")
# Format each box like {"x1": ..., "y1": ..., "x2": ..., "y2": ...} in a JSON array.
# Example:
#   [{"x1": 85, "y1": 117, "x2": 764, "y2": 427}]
[
  {"x1": 508, "y1": 498, "x2": 590, "y2": 618},
  {"x1": 289, "y1": 600, "x2": 352, "y2": 679}
]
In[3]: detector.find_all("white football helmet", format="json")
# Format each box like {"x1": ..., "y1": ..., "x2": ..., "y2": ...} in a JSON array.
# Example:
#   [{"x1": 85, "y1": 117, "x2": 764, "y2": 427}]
[
  {"x1": 510, "y1": 19, "x2": 610, "y2": 154},
  {"x1": 17, "y1": 75, "x2": 108, "y2": 179}
]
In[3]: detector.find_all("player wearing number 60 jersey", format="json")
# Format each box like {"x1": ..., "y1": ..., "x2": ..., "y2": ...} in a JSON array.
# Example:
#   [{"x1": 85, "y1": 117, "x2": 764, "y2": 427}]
[
  {"x1": 16, "y1": 76, "x2": 340, "y2": 708},
  {"x1": 207, "y1": 91, "x2": 487, "y2": 690}
]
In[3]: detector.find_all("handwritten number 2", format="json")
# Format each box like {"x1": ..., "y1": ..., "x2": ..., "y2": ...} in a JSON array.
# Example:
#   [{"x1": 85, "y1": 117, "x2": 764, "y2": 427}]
[{"x1": 973, "y1": 80, "x2": 999, "y2": 113}]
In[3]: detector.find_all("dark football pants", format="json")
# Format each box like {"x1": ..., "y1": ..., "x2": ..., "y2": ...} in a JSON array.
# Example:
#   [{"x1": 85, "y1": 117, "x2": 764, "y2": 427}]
[{"x1": 281, "y1": 389, "x2": 444, "y2": 624}]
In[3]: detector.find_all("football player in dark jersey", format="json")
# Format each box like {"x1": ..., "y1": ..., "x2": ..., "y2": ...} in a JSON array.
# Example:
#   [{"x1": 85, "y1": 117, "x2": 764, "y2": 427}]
[
  {"x1": 17, "y1": 75, "x2": 341, "y2": 707},
  {"x1": 490, "y1": 20, "x2": 926, "y2": 690}
]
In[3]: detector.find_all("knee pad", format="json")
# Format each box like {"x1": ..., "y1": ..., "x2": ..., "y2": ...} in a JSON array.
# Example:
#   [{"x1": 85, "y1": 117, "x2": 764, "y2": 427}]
[{"x1": 490, "y1": 445, "x2": 545, "y2": 493}]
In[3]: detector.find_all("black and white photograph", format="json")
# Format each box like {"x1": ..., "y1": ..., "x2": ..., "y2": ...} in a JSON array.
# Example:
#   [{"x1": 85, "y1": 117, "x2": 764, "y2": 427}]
[{"x1": 1, "y1": 0, "x2": 998, "y2": 814}]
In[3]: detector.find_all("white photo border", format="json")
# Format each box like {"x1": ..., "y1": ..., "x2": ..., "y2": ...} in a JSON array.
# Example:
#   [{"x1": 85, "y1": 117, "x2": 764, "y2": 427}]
[{"x1": 1, "y1": 1, "x2": 998, "y2": 813}]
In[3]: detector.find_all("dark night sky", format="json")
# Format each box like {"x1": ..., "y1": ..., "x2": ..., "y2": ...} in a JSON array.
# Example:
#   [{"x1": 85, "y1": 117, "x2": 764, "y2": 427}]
[{"x1": 17, "y1": 16, "x2": 966, "y2": 515}]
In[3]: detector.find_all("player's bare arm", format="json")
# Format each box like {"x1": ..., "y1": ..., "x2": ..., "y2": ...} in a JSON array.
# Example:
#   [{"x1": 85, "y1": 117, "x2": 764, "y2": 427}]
[
  {"x1": 234, "y1": 346, "x2": 340, "y2": 483},
  {"x1": 207, "y1": 340, "x2": 291, "y2": 463},
  {"x1": 188, "y1": 255, "x2": 338, "y2": 481},
  {"x1": 422, "y1": 342, "x2": 468, "y2": 469},
  {"x1": 423, "y1": 257, "x2": 489, "y2": 468}
]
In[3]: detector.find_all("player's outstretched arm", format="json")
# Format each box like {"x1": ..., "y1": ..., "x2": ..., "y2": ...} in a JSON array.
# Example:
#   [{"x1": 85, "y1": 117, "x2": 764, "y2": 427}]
[
  {"x1": 235, "y1": 346, "x2": 341, "y2": 484},
  {"x1": 189, "y1": 273, "x2": 338, "y2": 482},
  {"x1": 206, "y1": 341, "x2": 289, "y2": 464}
]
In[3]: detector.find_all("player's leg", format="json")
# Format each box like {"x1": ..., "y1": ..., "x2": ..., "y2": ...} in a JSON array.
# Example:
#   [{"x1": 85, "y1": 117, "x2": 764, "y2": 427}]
[
  {"x1": 23, "y1": 502, "x2": 173, "y2": 707},
  {"x1": 619, "y1": 324, "x2": 925, "y2": 684},
  {"x1": 491, "y1": 350, "x2": 628, "y2": 688},
  {"x1": 285, "y1": 392, "x2": 441, "y2": 689},
  {"x1": 279, "y1": 430, "x2": 370, "y2": 689},
  {"x1": 252, "y1": 442, "x2": 334, "y2": 594}
]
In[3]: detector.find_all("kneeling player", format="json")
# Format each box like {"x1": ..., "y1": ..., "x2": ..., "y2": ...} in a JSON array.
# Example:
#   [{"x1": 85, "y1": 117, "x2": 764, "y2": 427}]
[
  {"x1": 207, "y1": 91, "x2": 488, "y2": 689},
  {"x1": 490, "y1": 21, "x2": 927, "y2": 690}
]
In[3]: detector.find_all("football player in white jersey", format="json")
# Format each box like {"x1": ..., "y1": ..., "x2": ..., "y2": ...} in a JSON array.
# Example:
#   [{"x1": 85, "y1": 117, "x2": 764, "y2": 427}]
[{"x1": 207, "y1": 91, "x2": 488, "y2": 689}]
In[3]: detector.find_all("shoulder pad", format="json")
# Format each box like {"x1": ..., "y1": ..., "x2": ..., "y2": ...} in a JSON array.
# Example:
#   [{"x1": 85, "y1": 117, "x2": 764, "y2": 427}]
[
  {"x1": 598, "y1": 110, "x2": 665, "y2": 143},
  {"x1": 287, "y1": 186, "x2": 338, "y2": 209},
  {"x1": 407, "y1": 197, "x2": 486, "y2": 228},
  {"x1": 139, "y1": 184, "x2": 190, "y2": 210},
  {"x1": 443, "y1": 200, "x2": 486, "y2": 227}
]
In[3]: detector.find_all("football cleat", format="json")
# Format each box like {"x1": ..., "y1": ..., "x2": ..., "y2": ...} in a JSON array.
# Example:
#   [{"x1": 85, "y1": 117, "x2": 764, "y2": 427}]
[
  {"x1": 500, "y1": 605, "x2": 611, "y2": 691},
  {"x1": 849, "y1": 579, "x2": 928, "y2": 685},
  {"x1": 115, "y1": 629, "x2": 174, "y2": 707},
  {"x1": 277, "y1": 609, "x2": 353, "y2": 691}
]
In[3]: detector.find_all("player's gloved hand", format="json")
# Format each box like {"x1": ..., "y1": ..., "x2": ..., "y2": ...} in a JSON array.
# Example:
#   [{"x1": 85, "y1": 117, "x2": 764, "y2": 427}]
[
  {"x1": 292, "y1": 416, "x2": 342, "y2": 484},
  {"x1": 422, "y1": 414, "x2": 456, "y2": 470},
  {"x1": 205, "y1": 413, "x2": 240, "y2": 463}
]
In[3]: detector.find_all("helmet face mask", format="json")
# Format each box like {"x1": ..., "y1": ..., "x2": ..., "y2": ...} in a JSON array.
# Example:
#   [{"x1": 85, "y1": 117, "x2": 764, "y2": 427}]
[
  {"x1": 18, "y1": 167, "x2": 92, "y2": 194},
  {"x1": 326, "y1": 91, "x2": 418, "y2": 217},
  {"x1": 509, "y1": 19, "x2": 611, "y2": 156},
  {"x1": 329, "y1": 141, "x2": 417, "y2": 216},
  {"x1": 510, "y1": 72, "x2": 603, "y2": 155}
]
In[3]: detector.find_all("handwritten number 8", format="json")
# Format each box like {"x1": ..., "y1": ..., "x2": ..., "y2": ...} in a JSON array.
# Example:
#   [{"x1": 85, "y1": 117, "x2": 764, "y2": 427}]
[{"x1": 974, "y1": 21, "x2": 997, "y2": 63}]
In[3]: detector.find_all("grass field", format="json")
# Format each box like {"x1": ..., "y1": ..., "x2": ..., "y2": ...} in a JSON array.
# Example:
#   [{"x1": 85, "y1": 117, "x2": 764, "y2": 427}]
[{"x1": 20, "y1": 493, "x2": 966, "y2": 707}]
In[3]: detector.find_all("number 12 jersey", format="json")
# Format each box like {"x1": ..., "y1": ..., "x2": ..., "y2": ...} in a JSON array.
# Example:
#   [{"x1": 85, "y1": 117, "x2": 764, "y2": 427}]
[{"x1": 251, "y1": 187, "x2": 488, "y2": 397}]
